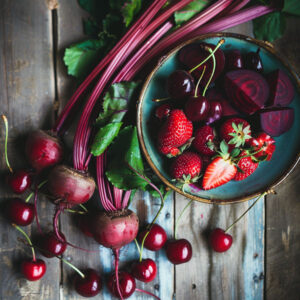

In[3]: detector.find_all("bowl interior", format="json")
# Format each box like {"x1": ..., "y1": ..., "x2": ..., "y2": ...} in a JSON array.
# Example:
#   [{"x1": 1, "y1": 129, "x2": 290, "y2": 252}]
[{"x1": 138, "y1": 34, "x2": 300, "y2": 203}]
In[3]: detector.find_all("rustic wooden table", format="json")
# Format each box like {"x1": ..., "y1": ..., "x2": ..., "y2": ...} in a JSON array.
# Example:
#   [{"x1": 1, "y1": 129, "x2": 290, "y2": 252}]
[{"x1": 1, "y1": 1, "x2": 300, "y2": 300}]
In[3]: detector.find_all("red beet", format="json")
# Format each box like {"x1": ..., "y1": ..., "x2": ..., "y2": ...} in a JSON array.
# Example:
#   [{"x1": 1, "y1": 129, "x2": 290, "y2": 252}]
[
  {"x1": 266, "y1": 69, "x2": 295, "y2": 107},
  {"x1": 91, "y1": 209, "x2": 139, "y2": 249},
  {"x1": 179, "y1": 42, "x2": 225, "y2": 86},
  {"x1": 25, "y1": 130, "x2": 63, "y2": 171},
  {"x1": 224, "y1": 70, "x2": 269, "y2": 115},
  {"x1": 259, "y1": 107, "x2": 294, "y2": 137},
  {"x1": 107, "y1": 271, "x2": 136, "y2": 299},
  {"x1": 47, "y1": 165, "x2": 96, "y2": 205}
]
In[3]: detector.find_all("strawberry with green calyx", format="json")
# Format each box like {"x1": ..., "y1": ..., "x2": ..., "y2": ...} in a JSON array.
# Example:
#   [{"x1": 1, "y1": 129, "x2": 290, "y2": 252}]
[
  {"x1": 193, "y1": 125, "x2": 217, "y2": 156},
  {"x1": 170, "y1": 151, "x2": 202, "y2": 191},
  {"x1": 202, "y1": 141, "x2": 238, "y2": 190},
  {"x1": 157, "y1": 109, "x2": 193, "y2": 157},
  {"x1": 220, "y1": 118, "x2": 251, "y2": 148},
  {"x1": 249, "y1": 132, "x2": 275, "y2": 161},
  {"x1": 234, "y1": 150, "x2": 259, "y2": 181}
]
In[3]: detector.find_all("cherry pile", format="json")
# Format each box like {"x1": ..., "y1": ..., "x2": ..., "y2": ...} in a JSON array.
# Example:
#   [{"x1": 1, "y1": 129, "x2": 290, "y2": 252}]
[{"x1": 154, "y1": 39, "x2": 295, "y2": 190}]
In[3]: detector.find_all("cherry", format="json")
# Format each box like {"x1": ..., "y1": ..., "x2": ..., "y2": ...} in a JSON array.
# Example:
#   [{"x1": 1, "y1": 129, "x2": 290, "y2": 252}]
[
  {"x1": 131, "y1": 258, "x2": 157, "y2": 283},
  {"x1": 6, "y1": 170, "x2": 32, "y2": 194},
  {"x1": 210, "y1": 228, "x2": 233, "y2": 252},
  {"x1": 184, "y1": 95, "x2": 210, "y2": 122},
  {"x1": 77, "y1": 214, "x2": 93, "y2": 237},
  {"x1": 165, "y1": 239, "x2": 192, "y2": 264},
  {"x1": 138, "y1": 224, "x2": 167, "y2": 251},
  {"x1": 225, "y1": 49, "x2": 243, "y2": 71},
  {"x1": 74, "y1": 268, "x2": 102, "y2": 297},
  {"x1": 107, "y1": 271, "x2": 136, "y2": 299},
  {"x1": 205, "y1": 101, "x2": 222, "y2": 124},
  {"x1": 6, "y1": 198, "x2": 35, "y2": 226},
  {"x1": 38, "y1": 232, "x2": 67, "y2": 258},
  {"x1": 166, "y1": 70, "x2": 195, "y2": 99},
  {"x1": 155, "y1": 103, "x2": 171, "y2": 120},
  {"x1": 21, "y1": 259, "x2": 46, "y2": 281},
  {"x1": 244, "y1": 48, "x2": 263, "y2": 73}
]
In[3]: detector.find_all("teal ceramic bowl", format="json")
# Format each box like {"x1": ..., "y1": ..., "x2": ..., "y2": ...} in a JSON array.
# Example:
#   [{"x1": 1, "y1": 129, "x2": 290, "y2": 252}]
[{"x1": 137, "y1": 33, "x2": 300, "y2": 204}]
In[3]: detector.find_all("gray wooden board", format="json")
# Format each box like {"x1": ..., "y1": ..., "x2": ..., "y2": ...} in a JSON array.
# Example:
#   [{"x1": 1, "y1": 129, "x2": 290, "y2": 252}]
[{"x1": 0, "y1": 1, "x2": 60, "y2": 299}]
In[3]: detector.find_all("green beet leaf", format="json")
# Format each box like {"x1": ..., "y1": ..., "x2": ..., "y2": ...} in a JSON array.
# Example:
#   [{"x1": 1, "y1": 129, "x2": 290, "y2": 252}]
[
  {"x1": 283, "y1": 0, "x2": 300, "y2": 17},
  {"x1": 83, "y1": 18, "x2": 100, "y2": 37},
  {"x1": 174, "y1": 0, "x2": 209, "y2": 26},
  {"x1": 96, "y1": 81, "x2": 140, "y2": 125},
  {"x1": 106, "y1": 126, "x2": 147, "y2": 190},
  {"x1": 78, "y1": 0, "x2": 109, "y2": 20},
  {"x1": 91, "y1": 122, "x2": 123, "y2": 156},
  {"x1": 253, "y1": 12, "x2": 286, "y2": 42}
]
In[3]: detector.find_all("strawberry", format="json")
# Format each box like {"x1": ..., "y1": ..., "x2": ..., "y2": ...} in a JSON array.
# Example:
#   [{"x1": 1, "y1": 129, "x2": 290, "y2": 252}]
[
  {"x1": 220, "y1": 117, "x2": 251, "y2": 148},
  {"x1": 158, "y1": 109, "x2": 193, "y2": 157},
  {"x1": 170, "y1": 151, "x2": 202, "y2": 183},
  {"x1": 234, "y1": 151, "x2": 259, "y2": 181},
  {"x1": 202, "y1": 141, "x2": 237, "y2": 190},
  {"x1": 193, "y1": 125, "x2": 217, "y2": 156},
  {"x1": 249, "y1": 132, "x2": 275, "y2": 161}
]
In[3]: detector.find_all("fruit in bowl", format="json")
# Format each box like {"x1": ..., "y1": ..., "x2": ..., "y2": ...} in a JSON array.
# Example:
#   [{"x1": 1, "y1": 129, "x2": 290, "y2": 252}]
[{"x1": 137, "y1": 33, "x2": 300, "y2": 203}]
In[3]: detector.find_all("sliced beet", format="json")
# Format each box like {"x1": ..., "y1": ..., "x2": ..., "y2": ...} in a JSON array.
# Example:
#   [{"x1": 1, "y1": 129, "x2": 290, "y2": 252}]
[
  {"x1": 266, "y1": 69, "x2": 295, "y2": 107},
  {"x1": 224, "y1": 70, "x2": 269, "y2": 115},
  {"x1": 259, "y1": 107, "x2": 294, "y2": 136},
  {"x1": 178, "y1": 43, "x2": 225, "y2": 87},
  {"x1": 206, "y1": 88, "x2": 239, "y2": 117}
]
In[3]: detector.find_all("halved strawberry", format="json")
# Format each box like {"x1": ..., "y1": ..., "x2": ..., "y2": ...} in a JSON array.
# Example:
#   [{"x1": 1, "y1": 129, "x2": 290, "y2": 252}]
[
  {"x1": 249, "y1": 132, "x2": 275, "y2": 161},
  {"x1": 234, "y1": 151, "x2": 259, "y2": 181},
  {"x1": 193, "y1": 125, "x2": 217, "y2": 156},
  {"x1": 202, "y1": 141, "x2": 237, "y2": 190},
  {"x1": 220, "y1": 117, "x2": 251, "y2": 148}
]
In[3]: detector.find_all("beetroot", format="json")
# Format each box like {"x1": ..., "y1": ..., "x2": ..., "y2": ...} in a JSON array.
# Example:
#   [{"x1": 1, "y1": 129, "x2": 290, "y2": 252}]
[
  {"x1": 91, "y1": 209, "x2": 139, "y2": 249},
  {"x1": 26, "y1": 130, "x2": 63, "y2": 171},
  {"x1": 224, "y1": 70, "x2": 269, "y2": 115},
  {"x1": 266, "y1": 69, "x2": 295, "y2": 107},
  {"x1": 259, "y1": 107, "x2": 294, "y2": 137},
  {"x1": 179, "y1": 42, "x2": 225, "y2": 86},
  {"x1": 48, "y1": 165, "x2": 95, "y2": 205}
]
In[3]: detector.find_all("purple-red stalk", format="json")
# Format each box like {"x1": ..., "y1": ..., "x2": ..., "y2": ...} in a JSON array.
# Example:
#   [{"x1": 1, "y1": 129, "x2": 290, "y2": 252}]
[
  {"x1": 34, "y1": 185, "x2": 43, "y2": 234},
  {"x1": 135, "y1": 288, "x2": 160, "y2": 300}
]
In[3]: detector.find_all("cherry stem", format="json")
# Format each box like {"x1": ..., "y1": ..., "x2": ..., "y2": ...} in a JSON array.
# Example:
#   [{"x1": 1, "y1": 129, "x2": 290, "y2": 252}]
[
  {"x1": 61, "y1": 257, "x2": 85, "y2": 279},
  {"x1": 1, "y1": 115, "x2": 13, "y2": 173},
  {"x1": 202, "y1": 47, "x2": 216, "y2": 97},
  {"x1": 65, "y1": 208, "x2": 86, "y2": 215},
  {"x1": 126, "y1": 163, "x2": 167, "y2": 262},
  {"x1": 152, "y1": 97, "x2": 170, "y2": 103},
  {"x1": 134, "y1": 238, "x2": 141, "y2": 255},
  {"x1": 25, "y1": 180, "x2": 47, "y2": 203},
  {"x1": 194, "y1": 66, "x2": 206, "y2": 98},
  {"x1": 174, "y1": 199, "x2": 193, "y2": 240},
  {"x1": 135, "y1": 288, "x2": 161, "y2": 300},
  {"x1": 79, "y1": 204, "x2": 88, "y2": 212},
  {"x1": 13, "y1": 224, "x2": 36, "y2": 261},
  {"x1": 188, "y1": 39, "x2": 225, "y2": 74},
  {"x1": 225, "y1": 192, "x2": 267, "y2": 233}
]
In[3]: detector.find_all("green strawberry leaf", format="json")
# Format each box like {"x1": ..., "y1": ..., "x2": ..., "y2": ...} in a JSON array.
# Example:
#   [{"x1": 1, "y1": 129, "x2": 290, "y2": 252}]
[
  {"x1": 230, "y1": 148, "x2": 240, "y2": 158},
  {"x1": 91, "y1": 122, "x2": 123, "y2": 156},
  {"x1": 174, "y1": 0, "x2": 210, "y2": 26},
  {"x1": 106, "y1": 126, "x2": 147, "y2": 190},
  {"x1": 220, "y1": 140, "x2": 229, "y2": 154},
  {"x1": 96, "y1": 81, "x2": 140, "y2": 126},
  {"x1": 253, "y1": 12, "x2": 286, "y2": 42}
]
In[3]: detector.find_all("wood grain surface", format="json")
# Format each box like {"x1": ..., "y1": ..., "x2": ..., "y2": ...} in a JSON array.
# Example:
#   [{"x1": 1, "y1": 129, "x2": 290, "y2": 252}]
[{"x1": 0, "y1": 1, "x2": 299, "y2": 300}]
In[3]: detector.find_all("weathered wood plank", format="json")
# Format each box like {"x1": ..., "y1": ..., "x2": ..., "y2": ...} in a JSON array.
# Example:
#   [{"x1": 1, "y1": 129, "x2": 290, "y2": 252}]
[
  {"x1": 174, "y1": 22, "x2": 265, "y2": 300},
  {"x1": 0, "y1": 1, "x2": 60, "y2": 299}
]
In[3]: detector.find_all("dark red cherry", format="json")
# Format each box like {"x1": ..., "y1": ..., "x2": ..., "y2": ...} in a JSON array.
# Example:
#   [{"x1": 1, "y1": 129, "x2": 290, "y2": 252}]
[
  {"x1": 131, "y1": 258, "x2": 157, "y2": 283},
  {"x1": 155, "y1": 104, "x2": 172, "y2": 120},
  {"x1": 6, "y1": 198, "x2": 35, "y2": 226},
  {"x1": 165, "y1": 239, "x2": 193, "y2": 264},
  {"x1": 21, "y1": 259, "x2": 46, "y2": 281},
  {"x1": 138, "y1": 224, "x2": 167, "y2": 251},
  {"x1": 185, "y1": 95, "x2": 210, "y2": 122},
  {"x1": 166, "y1": 70, "x2": 195, "y2": 99},
  {"x1": 205, "y1": 101, "x2": 222, "y2": 124},
  {"x1": 107, "y1": 271, "x2": 136, "y2": 299},
  {"x1": 6, "y1": 170, "x2": 32, "y2": 194},
  {"x1": 38, "y1": 232, "x2": 67, "y2": 258},
  {"x1": 244, "y1": 48, "x2": 263, "y2": 73},
  {"x1": 225, "y1": 49, "x2": 243, "y2": 71},
  {"x1": 210, "y1": 228, "x2": 233, "y2": 252},
  {"x1": 77, "y1": 214, "x2": 93, "y2": 237},
  {"x1": 74, "y1": 268, "x2": 102, "y2": 297}
]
